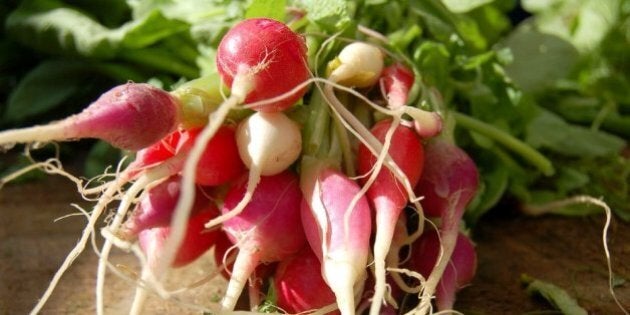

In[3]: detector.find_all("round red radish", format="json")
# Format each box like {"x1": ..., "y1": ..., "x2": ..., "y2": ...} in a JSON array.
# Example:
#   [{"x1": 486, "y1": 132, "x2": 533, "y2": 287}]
[
  {"x1": 274, "y1": 246, "x2": 340, "y2": 315},
  {"x1": 381, "y1": 63, "x2": 415, "y2": 109},
  {"x1": 176, "y1": 126, "x2": 245, "y2": 186},
  {"x1": 138, "y1": 204, "x2": 220, "y2": 268},
  {"x1": 131, "y1": 130, "x2": 181, "y2": 168},
  {"x1": 216, "y1": 18, "x2": 309, "y2": 112}
]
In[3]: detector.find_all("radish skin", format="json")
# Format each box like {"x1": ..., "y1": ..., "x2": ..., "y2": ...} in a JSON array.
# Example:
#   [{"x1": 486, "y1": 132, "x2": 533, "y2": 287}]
[
  {"x1": 219, "y1": 171, "x2": 305, "y2": 311},
  {"x1": 0, "y1": 83, "x2": 179, "y2": 151},
  {"x1": 300, "y1": 161, "x2": 372, "y2": 315}
]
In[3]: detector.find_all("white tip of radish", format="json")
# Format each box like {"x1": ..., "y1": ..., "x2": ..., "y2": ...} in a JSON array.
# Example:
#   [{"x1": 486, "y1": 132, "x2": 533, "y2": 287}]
[
  {"x1": 236, "y1": 112, "x2": 302, "y2": 176},
  {"x1": 323, "y1": 258, "x2": 365, "y2": 315},
  {"x1": 329, "y1": 42, "x2": 384, "y2": 88}
]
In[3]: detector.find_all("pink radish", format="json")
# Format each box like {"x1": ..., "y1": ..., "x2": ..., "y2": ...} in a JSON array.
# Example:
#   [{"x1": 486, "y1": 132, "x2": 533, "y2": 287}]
[
  {"x1": 127, "y1": 130, "x2": 182, "y2": 171},
  {"x1": 274, "y1": 246, "x2": 340, "y2": 315},
  {"x1": 356, "y1": 119, "x2": 424, "y2": 315},
  {"x1": 219, "y1": 170, "x2": 305, "y2": 311},
  {"x1": 138, "y1": 203, "x2": 220, "y2": 268},
  {"x1": 175, "y1": 126, "x2": 245, "y2": 186},
  {"x1": 0, "y1": 83, "x2": 179, "y2": 151},
  {"x1": 300, "y1": 161, "x2": 372, "y2": 315},
  {"x1": 409, "y1": 139, "x2": 479, "y2": 314},
  {"x1": 119, "y1": 175, "x2": 212, "y2": 239},
  {"x1": 406, "y1": 229, "x2": 477, "y2": 311}
]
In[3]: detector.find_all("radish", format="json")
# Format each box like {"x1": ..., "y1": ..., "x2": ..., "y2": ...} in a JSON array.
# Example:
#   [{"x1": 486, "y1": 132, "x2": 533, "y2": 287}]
[
  {"x1": 138, "y1": 204, "x2": 220, "y2": 269},
  {"x1": 356, "y1": 119, "x2": 424, "y2": 315},
  {"x1": 119, "y1": 175, "x2": 212, "y2": 239},
  {"x1": 406, "y1": 229, "x2": 477, "y2": 311},
  {"x1": 274, "y1": 246, "x2": 340, "y2": 315},
  {"x1": 175, "y1": 126, "x2": 245, "y2": 186},
  {"x1": 205, "y1": 111, "x2": 302, "y2": 228},
  {"x1": 409, "y1": 139, "x2": 479, "y2": 314},
  {"x1": 0, "y1": 83, "x2": 179, "y2": 151},
  {"x1": 219, "y1": 170, "x2": 305, "y2": 311},
  {"x1": 130, "y1": 204, "x2": 220, "y2": 314},
  {"x1": 127, "y1": 130, "x2": 182, "y2": 172},
  {"x1": 300, "y1": 160, "x2": 372, "y2": 315},
  {"x1": 379, "y1": 63, "x2": 442, "y2": 138}
]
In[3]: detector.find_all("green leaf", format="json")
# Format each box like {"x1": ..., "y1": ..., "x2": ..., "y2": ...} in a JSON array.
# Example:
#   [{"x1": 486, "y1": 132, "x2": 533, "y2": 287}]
[
  {"x1": 5, "y1": 0, "x2": 188, "y2": 58},
  {"x1": 441, "y1": 0, "x2": 494, "y2": 13},
  {"x1": 245, "y1": 0, "x2": 287, "y2": 21},
  {"x1": 503, "y1": 23, "x2": 579, "y2": 93},
  {"x1": 521, "y1": 274, "x2": 588, "y2": 315},
  {"x1": 4, "y1": 60, "x2": 90, "y2": 123},
  {"x1": 526, "y1": 109, "x2": 625, "y2": 158},
  {"x1": 298, "y1": 0, "x2": 352, "y2": 31}
]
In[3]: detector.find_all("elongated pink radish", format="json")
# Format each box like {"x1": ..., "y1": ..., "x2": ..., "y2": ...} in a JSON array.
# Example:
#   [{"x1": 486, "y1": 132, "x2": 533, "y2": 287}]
[
  {"x1": 356, "y1": 119, "x2": 424, "y2": 315},
  {"x1": 409, "y1": 139, "x2": 479, "y2": 314},
  {"x1": 0, "y1": 83, "x2": 179, "y2": 151},
  {"x1": 300, "y1": 160, "x2": 372, "y2": 315},
  {"x1": 406, "y1": 229, "x2": 477, "y2": 311},
  {"x1": 205, "y1": 111, "x2": 302, "y2": 229},
  {"x1": 274, "y1": 246, "x2": 340, "y2": 315},
  {"x1": 119, "y1": 175, "x2": 212, "y2": 239},
  {"x1": 219, "y1": 170, "x2": 305, "y2": 311},
  {"x1": 175, "y1": 125, "x2": 245, "y2": 186}
]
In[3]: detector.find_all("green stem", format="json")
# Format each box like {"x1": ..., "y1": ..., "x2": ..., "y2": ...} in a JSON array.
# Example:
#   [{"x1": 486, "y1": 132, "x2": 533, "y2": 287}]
[
  {"x1": 453, "y1": 111, "x2": 555, "y2": 176},
  {"x1": 303, "y1": 87, "x2": 332, "y2": 159},
  {"x1": 118, "y1": 47, "x2": 199, "y2": 79}
]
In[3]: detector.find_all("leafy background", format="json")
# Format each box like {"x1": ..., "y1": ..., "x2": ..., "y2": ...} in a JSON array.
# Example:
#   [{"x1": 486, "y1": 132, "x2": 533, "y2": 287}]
[{"x1": 0, "y1": 0, "x2": 628, "y2": 222}]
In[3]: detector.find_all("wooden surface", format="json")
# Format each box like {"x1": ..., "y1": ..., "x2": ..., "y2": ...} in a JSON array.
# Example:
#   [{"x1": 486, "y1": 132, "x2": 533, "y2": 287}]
[{"x1": 1, "y1": 173, "x2": 629, "y2": 314}]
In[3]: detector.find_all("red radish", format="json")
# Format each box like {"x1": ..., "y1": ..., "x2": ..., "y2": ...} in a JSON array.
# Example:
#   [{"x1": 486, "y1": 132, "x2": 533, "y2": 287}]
[
  {"x1": 356, "y1": 119, "x2": 424, "y2": 315},
  {"x1": 0, "y1": 83, "x2": 179, "y2": 151},
  {"x1": 274, "y1": 246, "x2": 340, "y2": 315},
  {"x1": 205, "y1": 111, "x2": 302, "y2": 228},
  {"x1": 219, "y1": 170, "x2": 305, "y2": 311},
  {"x1": 138, "y1": 204, "x2": 220, "y2": 268},
  {"x1": 380, "y1": 63, "x2": 415, "y2": 109},
  {"x1": 216, "y1": 18, "x2": 309, "y2": 112},
  {"x1": 406, "y1": 229, "x2": 477, "y2": 311},
  {"x1": 409, "y1": 139, "x2": 479, "y2": 314},
  {"x1": 175, "y1": 126, "x2": 245, "y2": 186},
  {"x1": 300, "y1": 161, "x2": 372, "y2": 315},
  {"x1": 119, "y1": 175, "x2": 212, "y2": 238}
]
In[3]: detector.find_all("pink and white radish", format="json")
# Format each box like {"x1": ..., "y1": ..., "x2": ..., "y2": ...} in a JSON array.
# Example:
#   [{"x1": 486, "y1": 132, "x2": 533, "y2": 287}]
[
  {"x1": 274, "y1": 246, "x2": 340, "y2": 315},
  {"x1": 356, "y1": 119, "x2": 424, "y2": 315},
  {"x1": 406, "y1": 229, "x2": 477, "y2": 311},
  {"x1": 300, "y1": 160, "x2": 372, "y2": 315},
  {"x1": 0, "y1": 83, "x2": 179, "y2": 151},
  {"x1": 410, "y1": 139, "x2": 479, "y2": 314},
  {"x1": 219, "y1": 170, "x2": 305, "y2": 311},
  {"x1": 204, "y1": 111, "x2": 302, "y2": 228}
]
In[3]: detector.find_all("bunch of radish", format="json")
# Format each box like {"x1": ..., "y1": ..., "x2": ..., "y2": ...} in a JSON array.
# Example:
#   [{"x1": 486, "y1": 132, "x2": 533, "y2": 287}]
[{"x1": 0, "y1": 16, "x2": 481, "y2": 315}]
